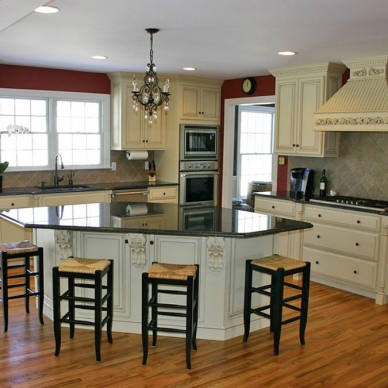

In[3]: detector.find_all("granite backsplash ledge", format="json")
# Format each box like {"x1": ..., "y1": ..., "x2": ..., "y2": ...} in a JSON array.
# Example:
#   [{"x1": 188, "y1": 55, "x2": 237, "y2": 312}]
[
  {"x1": 288, "y1": 132, "x2": 388, "y2": 200},
  {"x1": 2, "y1": 150, "x2": 155, "y2": 188}
]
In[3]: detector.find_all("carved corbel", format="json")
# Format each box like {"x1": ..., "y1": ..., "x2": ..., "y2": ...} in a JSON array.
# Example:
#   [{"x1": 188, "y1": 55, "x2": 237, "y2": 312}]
[
  {"x1": 54, "y1": 230, "x2": 73, "y2": 261},
  {"x1": 207, "y1": 237, "x2": 225, "y2": 270},
  {"x1": 129, "y1": 233, "x2": 147, "y2": 267}
]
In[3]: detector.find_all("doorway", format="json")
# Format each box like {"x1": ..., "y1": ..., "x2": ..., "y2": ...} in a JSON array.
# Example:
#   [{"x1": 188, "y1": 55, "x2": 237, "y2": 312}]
[{"x1": 222, "y1": 95, "x2": 276, "y2": 208}]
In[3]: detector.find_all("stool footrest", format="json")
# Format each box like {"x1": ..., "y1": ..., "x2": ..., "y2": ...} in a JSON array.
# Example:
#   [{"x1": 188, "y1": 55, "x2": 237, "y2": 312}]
[
  {"x1": 157, "y1": 289, "x2": 188, "y2": 296},
  {"x1": 155, "y1": 311, "x2": 187, "y2": 318},
  {"x1": 147, "y1": 324, "x2": 187, "y2": 335},
  {"x1": 147, "y1": 301, "x2": 189, "y2": 310}
]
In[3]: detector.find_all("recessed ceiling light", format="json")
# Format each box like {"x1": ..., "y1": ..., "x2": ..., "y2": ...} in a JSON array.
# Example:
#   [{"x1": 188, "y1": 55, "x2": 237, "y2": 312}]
[
  {"x1": 278, "y1": 51, "x2": 296, "y2": 56},
  {"x1": 91, "y1": 55, "x2": 108, "y2": 60},
  {"x1": 34, "y1": 6, "x2": 59, "y2": 13},
  {"x1": 183, "y1": 67, "x2": 196, "y2": 71}
]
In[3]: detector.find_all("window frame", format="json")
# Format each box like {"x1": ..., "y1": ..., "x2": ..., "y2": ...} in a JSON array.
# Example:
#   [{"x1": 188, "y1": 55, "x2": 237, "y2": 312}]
[{"x1": 0, "y1": 88, "x2": 110, "y2": 172}]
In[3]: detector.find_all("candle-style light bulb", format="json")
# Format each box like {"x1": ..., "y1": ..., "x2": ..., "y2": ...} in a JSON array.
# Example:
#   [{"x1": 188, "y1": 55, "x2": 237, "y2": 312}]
[
  {"x1": 163, "y1": 79, "x2": 170, "y2": 93},
  {"x1": 132, "y1": 75, "x2": 138, "y2": 92}
]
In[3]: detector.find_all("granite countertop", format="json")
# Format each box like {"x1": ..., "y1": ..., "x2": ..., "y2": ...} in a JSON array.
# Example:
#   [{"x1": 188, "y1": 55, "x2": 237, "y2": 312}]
[
  {"x1": 0, "y1": 202, "x2": 313, "y2": 238},
  {"x1": 0, "y1": 180, "x2": 178, "y2": 196},
  {"x1": 254, "y1": 191, "x2": 388, "y2": 216}
]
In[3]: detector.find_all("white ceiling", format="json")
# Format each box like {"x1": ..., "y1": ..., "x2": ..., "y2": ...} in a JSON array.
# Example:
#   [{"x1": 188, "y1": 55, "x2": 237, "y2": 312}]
[{"x1": 1, "y1": 0, "x2": 388, "y2": 80}]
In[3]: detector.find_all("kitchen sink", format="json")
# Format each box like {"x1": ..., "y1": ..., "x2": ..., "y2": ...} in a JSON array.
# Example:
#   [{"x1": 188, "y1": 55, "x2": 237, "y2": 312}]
[{"x1": 35, "y1": 184, "x2": 91, "y2": 192}]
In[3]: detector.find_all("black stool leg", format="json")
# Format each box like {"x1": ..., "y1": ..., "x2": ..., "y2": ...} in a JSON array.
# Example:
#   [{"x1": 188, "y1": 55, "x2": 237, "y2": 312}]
[
  {"x1": 95, "y1": 270, "x2": 102, "y2": 362},
  {"x1": 151, "y1": 282, "x2": 158, "y2": 347},
  {"x1": 106, "y1": 260, "x2": 113, "y2": 344},
  {"x1": 68, "y1": 276, "x2": 75, "y2": 339},
  {"x1": 142, "y1": 272, "x2": 149, "y2": 366},
  {"x1": 243, "y1": 259, "x2": 253, "y2": 342},
  {"x1": 186, "y1": 275, "x2": 194, "y2": 370},
  {"x1": 53, "y1": 267, "x2": 61, "y2": 356},
  {"x1": 1, "y1": 253, "x2": 9, "y2": 332},
  {"x1": 24, "y1": 255, "x2": 30, "y2": 314},
  {"x1": 192, "y1": 269, "x2": 199, "y2": 351},
  {"x1": 273, "y1": 268, "x2": 284, "y2": 356},
  {"x1": 37, "y1": 248, "x2": 44, "y2": 325},
  {"x1": 299, "y1": 262, "x2": 311, "y2": 346}
]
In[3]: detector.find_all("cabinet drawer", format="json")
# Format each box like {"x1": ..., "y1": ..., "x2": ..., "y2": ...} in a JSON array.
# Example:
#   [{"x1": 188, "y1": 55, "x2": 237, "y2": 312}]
[
  {"x1": 304, "y1": 224, "x2": 379, "y2": 260},
  {"x1": 148, "y1": 186, "x2": 178, "y2": 202},
  {"x1": 255, "y1": 198, "x2": 295, "y2": 218},
  {"x1": 304, "y1": 247, "x2": 377, "y2": 290},
  {"x1": 0, "y1": 195, "x2": 32, "y2": 210},
  {"x1": 304, "y1": 205, "x2": 380, "y2": 231}
]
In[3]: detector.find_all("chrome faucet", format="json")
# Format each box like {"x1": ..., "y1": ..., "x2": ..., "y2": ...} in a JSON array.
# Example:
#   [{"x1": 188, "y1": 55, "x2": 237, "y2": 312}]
[{"x1": 54, "y1": 153, "x2": 65, "y2": 187}]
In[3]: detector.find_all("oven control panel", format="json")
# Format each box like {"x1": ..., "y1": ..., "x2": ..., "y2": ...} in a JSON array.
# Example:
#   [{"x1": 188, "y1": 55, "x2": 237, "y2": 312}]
[{"x1": 180, "y1": 161, "x2": 219, "y2": 171}]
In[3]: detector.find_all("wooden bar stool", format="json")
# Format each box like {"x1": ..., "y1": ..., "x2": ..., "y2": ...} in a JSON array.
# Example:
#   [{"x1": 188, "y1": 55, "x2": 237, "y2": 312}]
[
  {"x1": 243, "y1": 254, "x2": 311, "y2": 355},
  {"x1": 142, "y1": 262, "x2": 199, "y2": 369},
  {"x1": 52, "y1": 257, "x2": 113, "y2": 361},
  {"x1": 0, "y1": 240, "x2": 44, "y2": 332}
]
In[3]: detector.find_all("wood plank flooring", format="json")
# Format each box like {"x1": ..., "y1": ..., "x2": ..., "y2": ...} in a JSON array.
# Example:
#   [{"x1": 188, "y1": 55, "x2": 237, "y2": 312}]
[{"x1": 1, "y1": 280, "x2": 388, "y2": 387}]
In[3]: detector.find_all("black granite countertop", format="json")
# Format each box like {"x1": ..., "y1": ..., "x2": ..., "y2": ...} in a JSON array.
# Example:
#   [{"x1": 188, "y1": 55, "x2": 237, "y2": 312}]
[
  {"x1": 254, "y1": 191, "x2": 388, "y2": 216},
  {"x1": 0, "y1": 202, "x2": 313, "y2": 238},
  {"x1": 0, "y1": 180, "x2": 178, "y2": 196}
]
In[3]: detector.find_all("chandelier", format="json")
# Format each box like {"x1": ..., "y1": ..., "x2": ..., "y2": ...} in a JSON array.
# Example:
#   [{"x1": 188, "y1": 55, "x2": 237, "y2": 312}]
[{"x1": 132, "y1": 28, "x2": 170, "y2": 124}]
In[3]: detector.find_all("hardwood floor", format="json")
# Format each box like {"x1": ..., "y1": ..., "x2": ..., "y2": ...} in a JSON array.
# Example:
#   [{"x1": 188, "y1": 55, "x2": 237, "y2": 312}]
[{"x1": 1, "y1": 280, "x2": 388, "y2": 387}]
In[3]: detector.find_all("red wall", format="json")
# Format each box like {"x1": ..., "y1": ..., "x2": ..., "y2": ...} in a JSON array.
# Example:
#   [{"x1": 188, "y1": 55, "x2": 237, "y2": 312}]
[{"x1": 0, "y1": 65, "x2": 110, "y2": 94}]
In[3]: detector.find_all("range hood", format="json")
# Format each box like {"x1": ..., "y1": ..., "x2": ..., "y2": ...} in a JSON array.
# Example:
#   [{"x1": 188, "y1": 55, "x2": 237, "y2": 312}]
[{"x1": 314, "y1": 55, "x2": 388, "y2": 132}]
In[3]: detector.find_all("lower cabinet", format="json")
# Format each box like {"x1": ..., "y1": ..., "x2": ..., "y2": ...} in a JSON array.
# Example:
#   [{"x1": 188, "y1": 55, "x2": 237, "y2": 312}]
[
  {"x1": 35, "y1": 190, "x2": 112, "y2": 206},
  {"x1": 303, "y1": 205, "x2": 383, "y2": 302},
  {"x1": 148, "y1": 186, "x2": 178, "y2": 203}
]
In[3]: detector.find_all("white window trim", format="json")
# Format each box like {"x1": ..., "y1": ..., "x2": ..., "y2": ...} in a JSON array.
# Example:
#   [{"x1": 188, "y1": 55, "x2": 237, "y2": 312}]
[{"x1": 0, "y1": 88, "x2": 110, "y2": 171}]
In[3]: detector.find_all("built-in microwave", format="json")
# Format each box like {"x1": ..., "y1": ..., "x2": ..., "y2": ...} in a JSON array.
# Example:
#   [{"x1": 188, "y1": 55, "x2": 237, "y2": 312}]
[{"x1": 180, "y1": 124, "x2": 219, "y2": 160}]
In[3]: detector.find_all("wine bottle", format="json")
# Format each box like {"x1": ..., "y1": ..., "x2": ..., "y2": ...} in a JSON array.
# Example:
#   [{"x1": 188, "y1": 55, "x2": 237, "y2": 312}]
[{"x1": 320, "y1": 169, "x2": 327, "y2": 197}]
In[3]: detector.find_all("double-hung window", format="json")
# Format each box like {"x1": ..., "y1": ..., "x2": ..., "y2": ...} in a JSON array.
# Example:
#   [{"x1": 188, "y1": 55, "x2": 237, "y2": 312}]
[{"x1": 0, "y1": 89, "x2": 110, "y2": 171}]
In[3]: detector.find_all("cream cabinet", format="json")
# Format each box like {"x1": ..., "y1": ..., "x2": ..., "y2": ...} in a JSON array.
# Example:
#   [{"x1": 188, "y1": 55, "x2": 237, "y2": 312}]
[
  {"x1": 111, "y1": 214, "x2": 164, "y2": 230},
  {"x1": 0, "y1": 195, "x2": 33, "y2": 243},
  {"x1": 35, "y1": 190, "x2": 111, "y2": 207},
  {"x1": 254, "y1": 196, "x2": 303, "y2": 259},
  {"x1": 148, "y1": 185, "x2": 178, "y2": 203},
  {"x1": 269, "y1": 63, "x2": 346, "y2": 157},
  {"x1": 303, "y1": 205, "x2": 380, "y2": 295},
  {"x1": 179, "y1": 83, "x2": 221, "y2": 122},
  {"x1": 108, "y1": 72, "x2": 166, "y2": 150}
]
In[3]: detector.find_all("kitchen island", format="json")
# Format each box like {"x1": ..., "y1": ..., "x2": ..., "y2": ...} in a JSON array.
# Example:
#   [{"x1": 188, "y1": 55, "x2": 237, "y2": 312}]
[{"x1": 0, "y1": 202, "x2": 312, "y2": 340}]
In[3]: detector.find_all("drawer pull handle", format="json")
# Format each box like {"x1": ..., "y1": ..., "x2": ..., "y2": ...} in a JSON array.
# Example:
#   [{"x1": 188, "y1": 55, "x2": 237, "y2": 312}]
[
  {"x1": 11, "y1": 203, "x2": 15, "y2": 206},
  {"x1": 271, "y1": 205, "x2": 275, "y2": 209},
  {"x1": 353, "y1": 270, "x2": 357, "y2": 274},
  {"x1": 317, "y1": 235, "x2": 320, "y2": 239},
  {"x1": 315, "y1": 261, "x2": 319, "y2": 265},
  {"x1": 150, "y1": 240, "x2": 154, "y2": 245},
  {"x1": 357, "y1": 220, "x2": 360, "y2": 224},
  {"x1": 163, "y1": 192, "x2": 166, "y2": 195},
  {"x1": 355, "y1": 242, "x2": 359, "y2": 246},
  {"x1": 318, "y1": 214, "x2": 321, "y2": 217}
]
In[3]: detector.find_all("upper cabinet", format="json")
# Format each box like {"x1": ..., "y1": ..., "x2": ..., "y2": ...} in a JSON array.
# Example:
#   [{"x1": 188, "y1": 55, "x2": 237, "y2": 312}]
[
  {"x1": 108, "y1": 72, "x2": 166, "y2": 150},
  {"x1": 179, "y1": 83, "x2": 221, "y2": 123},
  {"x1": 270, "y1": 63, "x2": 346, "y2": 157}
]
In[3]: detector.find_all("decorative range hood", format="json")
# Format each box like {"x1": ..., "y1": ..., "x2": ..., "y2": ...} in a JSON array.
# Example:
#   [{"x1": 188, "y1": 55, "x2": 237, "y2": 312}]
[{"x1": 314, "y1": 55, "x2": 388, "y2": 132}]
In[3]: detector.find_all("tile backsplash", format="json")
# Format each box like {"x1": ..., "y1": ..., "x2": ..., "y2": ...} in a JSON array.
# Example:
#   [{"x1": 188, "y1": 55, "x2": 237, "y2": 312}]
[
  {"x1": 2, "y1": 150, "x2": 154, "y2": 188},
  {"x1": 288, "y1": 132, "x2": 388, "y2": 200}
]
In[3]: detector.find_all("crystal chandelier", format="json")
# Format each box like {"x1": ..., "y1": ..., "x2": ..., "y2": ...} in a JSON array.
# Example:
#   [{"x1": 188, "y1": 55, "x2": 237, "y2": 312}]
[{"x1": 132, "y1": 28, "x2": 170, "y2": 124}]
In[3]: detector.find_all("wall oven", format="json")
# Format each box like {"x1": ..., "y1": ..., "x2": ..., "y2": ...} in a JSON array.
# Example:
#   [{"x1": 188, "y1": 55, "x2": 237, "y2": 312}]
[
  {"x1": 180, "y1": 124, "x2": 219, "y2": 160},
  {"x1": 179, "y1": 161, "x2": 219, "y2": 206}
]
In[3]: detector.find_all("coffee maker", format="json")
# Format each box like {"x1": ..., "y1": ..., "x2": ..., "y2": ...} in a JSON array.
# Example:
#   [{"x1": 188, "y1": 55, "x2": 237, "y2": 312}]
[{"x1": 290, "y1": 168, "x2": 314, "y2": 199}]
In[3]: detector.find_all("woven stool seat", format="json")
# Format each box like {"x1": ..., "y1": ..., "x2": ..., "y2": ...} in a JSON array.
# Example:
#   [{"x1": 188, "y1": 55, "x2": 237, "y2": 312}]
[
  {"x1": 58, "y1": 257, "x2": 111, "y2": 274},
  {"x1": 0, "y1": 240, "x2": 39, "y2": 255},
  {"x1": 148, "y1": 263, "x2": 198, "y2": 280},
  {"x1": 0, "y1": 240, "x2": 44, "y2": 332},
  {"x1": 252, "y1": 254, "x2": 307, "y2": 271}
]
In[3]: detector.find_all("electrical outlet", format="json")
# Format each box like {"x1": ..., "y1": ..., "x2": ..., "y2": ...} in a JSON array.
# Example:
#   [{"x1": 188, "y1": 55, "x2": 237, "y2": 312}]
[
  {"x1": 111, "y1": 162, "x2": 116, "y2": 171},
  {"x1": 145, "y1": 162, "x2": 149, "y2": 170}
]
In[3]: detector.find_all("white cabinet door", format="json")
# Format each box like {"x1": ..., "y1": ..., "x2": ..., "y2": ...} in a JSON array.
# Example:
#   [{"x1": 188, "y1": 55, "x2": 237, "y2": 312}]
[{"x1": 36, "y1": 191, "x2": 111, "y2": 206}]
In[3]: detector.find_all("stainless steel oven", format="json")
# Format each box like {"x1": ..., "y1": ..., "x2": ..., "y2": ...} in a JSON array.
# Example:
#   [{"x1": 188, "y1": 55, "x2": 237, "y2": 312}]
[
  {"x1": 179, "y1": 161, "x2": 219, "y2": 206},
  {"x1": 180, "y1": 124, "x2": 219, "y2": 160}
]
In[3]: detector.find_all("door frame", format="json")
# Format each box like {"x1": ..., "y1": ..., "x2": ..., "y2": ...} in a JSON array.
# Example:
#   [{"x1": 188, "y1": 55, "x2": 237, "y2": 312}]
[{"x1": 222, "y1": 95, "x2": 276, "y2": 208}]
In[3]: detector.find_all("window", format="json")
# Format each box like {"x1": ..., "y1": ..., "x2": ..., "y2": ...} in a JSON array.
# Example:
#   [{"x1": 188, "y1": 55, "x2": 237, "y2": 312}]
[
  {"x1": 236, "y1": 105, "x2": 274, "y2": 199},
  {"x1": 0, "y1": 89, "x2": 110, "y2": 171}
]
